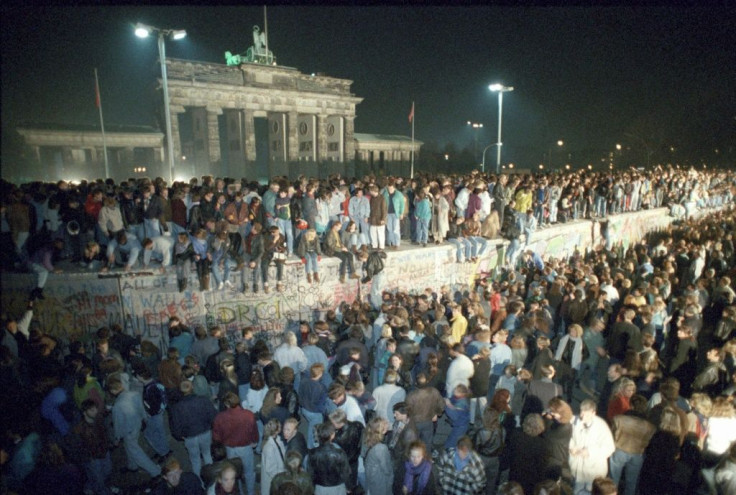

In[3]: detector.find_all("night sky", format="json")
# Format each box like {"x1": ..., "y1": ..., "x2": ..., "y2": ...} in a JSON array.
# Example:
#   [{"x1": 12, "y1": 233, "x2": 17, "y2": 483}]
[{"x1": 2, "y1": 5, "x2": 735, "y2": 169}]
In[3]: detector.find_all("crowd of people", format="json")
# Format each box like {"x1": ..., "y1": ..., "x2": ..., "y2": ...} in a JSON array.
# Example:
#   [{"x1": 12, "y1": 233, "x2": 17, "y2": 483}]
[
  {"x1": 2, "y1": 165, "x2": 733, "y2": 300},
  {"x1": 1, "y1": 166, "x2": 736, "y2": 495}
]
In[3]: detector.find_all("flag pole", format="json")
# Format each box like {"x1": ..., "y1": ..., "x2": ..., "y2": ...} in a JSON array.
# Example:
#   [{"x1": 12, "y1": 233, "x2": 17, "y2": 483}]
[
  {"x1": 410, "y1": 101, "x2": 415, "y2": 179},
  {"x1": 264, "y1": 5, "x2": 269, "y2": 61},
  {"x1": 94, "y1": 68, "x2": 110, "y2": 179}
]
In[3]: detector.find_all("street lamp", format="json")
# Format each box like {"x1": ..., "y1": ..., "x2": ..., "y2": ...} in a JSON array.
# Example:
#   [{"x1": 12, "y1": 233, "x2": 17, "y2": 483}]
[
  {"x1": 489, "y1": 83, "x2": 514, "y2": 174},
  {"x1": 467, "y1": 121, "x2": 483, "y2": 166},
  {"x1": 135, "y1": 23, "x2": 186, "y2": 184},
  {"x1": 481, "y1": 143, "x2": 496, "y2": 174},
  {"x1": 547, "y1": 139, "x2": 564, "y2": 170}
]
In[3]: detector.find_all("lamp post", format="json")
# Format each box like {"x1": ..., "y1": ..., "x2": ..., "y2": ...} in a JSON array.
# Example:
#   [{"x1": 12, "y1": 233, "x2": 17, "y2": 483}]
[
  {"x1": 547, "y1": 140, "x2": 564, "y2": 170},
  {"x1": 489, "y1": 83, "x2": 514, "y2": 174},
  {"x1": 135, "y1": 23, "x2": 186, "y2": 184},
  {"x1": 466, "y1": 121, "x2": 483, "y2": 166},
  {"x1": 481, "y1": 143, "x2": 496, "y2": 174}
]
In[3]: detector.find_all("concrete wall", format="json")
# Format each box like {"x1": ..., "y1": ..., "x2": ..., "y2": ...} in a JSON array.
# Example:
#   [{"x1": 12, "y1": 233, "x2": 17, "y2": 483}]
[{"x1": 0, "y1": 208, "x2": 676, "y2": 351}]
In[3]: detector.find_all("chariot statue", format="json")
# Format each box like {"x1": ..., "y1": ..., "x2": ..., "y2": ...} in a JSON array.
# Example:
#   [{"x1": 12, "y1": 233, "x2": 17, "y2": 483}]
[{"x1": 224, "y1": 25, "x2": 275, "y2": 66}]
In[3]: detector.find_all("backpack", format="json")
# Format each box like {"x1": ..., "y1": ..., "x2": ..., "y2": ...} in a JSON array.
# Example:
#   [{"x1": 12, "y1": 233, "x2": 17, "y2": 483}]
[
  {"x1": 473, "y1": 427, "x2": 504, "y2": 457},
  {"x1": 142, "y1": 381, "x2": 167, "y2": 416}
]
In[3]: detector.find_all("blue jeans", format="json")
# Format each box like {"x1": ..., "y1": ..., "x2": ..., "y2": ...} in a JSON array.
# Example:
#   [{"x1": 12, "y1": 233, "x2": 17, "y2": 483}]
[
  {"x1": 123, "y1": 428, "x2": 161, "y2": 477},
  {"x1": 416, "y1": 420, "x2": 435, "y2": 452},
  {"x1": 608, "y1": 449, "x2": 643, "y2": 495},
  {"x1": 448, "y1": 238, "x2": 471, "y2": 262},
  {"x1": 506, "y1": 239, "x2": 521, "y2": 266},
  {"x1": 143, "y1": 218, "x2": 161, "y2": 239},
  {"x1": 277, "y1": 218, "x2": 294, "y2": 255},
  {"x1": 468, "y1": 236, "x2": 489, "y2": 258},
  {"x1": 144, "y1": 413, "x2": 170, "y2": 457},
  {"x1": 595, "y1": 196, "x2": 607, "y2": 217},
  {"x1": 184, "y1": 430, "x2": 213, "y2": 477},
  {"x1": 212, "y1": 256, "x2": 235, "y2": 286},
  {"x1": 304, "y1": 252, "x2": 319, "y2": 274},
  {"x1": 30, "y1": 262, "x2": 49, "y2": 288},
  {"x1": 226, "y1": 444, "x2": 256, "y2": 495},
  {"x1": 416, "y1": 218, "x2": 429, "y2": 244},
  {"x1": 301, "y1": 408, "x2": 324, "y2": 449},
  {"x1": 85, "y1": 453, "x2": 112, "y2": 495},
  {"x1": 386, "y1": 213, "x2": 401, "y2": 247},
  {"x1": 444, "y1": 419, "x2": 469, "y2": 449}
]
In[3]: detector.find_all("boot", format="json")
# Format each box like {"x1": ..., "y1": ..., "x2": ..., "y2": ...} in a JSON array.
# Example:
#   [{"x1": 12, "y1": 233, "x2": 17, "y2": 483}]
[
  {"x1": 339, "y1": 275, "x2": 346, "y2": 284},
  {"x1": 177, "y1": 278, "x2": 186, "y2": 292},
  {"x1": 306, "y1": 273, "x2": 312, "y2": 284},
  {"x1": 253, "y1": 284, "x2": 259, "y2": 294},
  {"x1": 264, "y1": 284, "x2": 270, "y2": 294},
  {"x1": 313, "y1": 272, "x2": 320, "y2": 283},
  {"x1": 200, "y1": 275, "x2": 210, "y2": 292}
]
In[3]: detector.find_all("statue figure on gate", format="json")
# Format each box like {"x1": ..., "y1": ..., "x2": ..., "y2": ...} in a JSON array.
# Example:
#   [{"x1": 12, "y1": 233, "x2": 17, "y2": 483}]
[
  {"x1": 252, "y1": 25, "x2": 267, "y2": 55},
  {"x1": 224, "y1": 24, "x2": 275, "y2": 66}
]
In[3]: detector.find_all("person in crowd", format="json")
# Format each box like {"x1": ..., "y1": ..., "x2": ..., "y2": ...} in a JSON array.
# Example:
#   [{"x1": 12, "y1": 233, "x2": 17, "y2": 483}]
[
  {"x1": 473, "y1": 406, "x2": 505, "y2": 495},
  {"x1": 324, "y1": 220, "x2": 359, "y2": 283},
  {"x1": 108, "y1": 375, "x2": 162, "y2": 478},
  {"x1": 308, "y1": 422, "x2": 351, "y2": 494},
  {"x1": 436, "y1": 435, "x2": 487, "y2": 495},
  {"x1": 261, "y1": 418, "x2": 287, "y2": 495},
  {"x1": 609, "y1": 394, "x2": 655, "y2": 495},
  {"x1": 134, "y1": 364, "x2": 172, "y2": 461},
  {"x1": 205, "y1": 460, "x2": 238, "y2": 495},
  {"x1": 263, "y1": 224, "x2": 288, "y2": 293},
  {"x1": 444, "y1": 383, "x2": 471, "y2": 449},
  {"x1": 297, "y1": 227, "x2": 322, "y2": 284},
  {"x1": 270, "y1": 450, "x2": 314, "y2": 495},
  {"x1": 329, "y1": 408, "x2": 364, "y2": 493},
  {"x1": 151, "y1": 456, "x2": 204, "y2": 495},
  {"x1": 170, "y1": 379, "x2": 217, "y2": 478},
  {"x1": 506, "y1": 413, "x2": 548, "y2": 494},
  {"x1": 570, "y1": 399, "x2": 616, "y2": 495},
  {"x1": 362, "y1": 416, "x2": 393, "y2": 495},
  {"x1": 70, "y1": 399, "x2": 116, "y2": 495},
  {"x1": 383, "y1": 179, "x2": 406, "y2": 249}
]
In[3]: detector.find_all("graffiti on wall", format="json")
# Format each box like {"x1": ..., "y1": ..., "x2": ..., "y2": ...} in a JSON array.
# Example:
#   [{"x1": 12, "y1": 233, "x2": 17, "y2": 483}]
[{"x1": 1, "y1": 207, "x2": 688, "y2": 351}]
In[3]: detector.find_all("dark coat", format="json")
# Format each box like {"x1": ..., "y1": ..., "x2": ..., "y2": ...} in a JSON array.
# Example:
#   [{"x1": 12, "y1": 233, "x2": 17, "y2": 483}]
[
  {"x1": 469, "y1": 357, "x2": 492, "y2": 398},
  {"x1": 542, "y1": 421, "x2": 573, "y2": 485},
  {"x1": 507, "y1": 428, "x2": 549, "y2": 495},
  {"x1": 368, "y1": 194, "x2": 387, "y2": 226},
  {"x1": 170, "y1": 394, "x2": 217, "y2": 439},
  {"x1": 308, "y1": 442, "x2": 350, "y2": 487}
]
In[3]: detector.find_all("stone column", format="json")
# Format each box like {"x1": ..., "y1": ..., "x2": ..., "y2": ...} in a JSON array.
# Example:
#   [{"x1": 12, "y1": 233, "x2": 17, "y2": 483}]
[
  {"x1": 244, "y1": 109, "x2": 256, "y2": 163},
  {"x1": 287, "y1": 111, "x2": 299, "y2": 162},
  {"x1": 206, "y1": 108, "x2": 222, "y2": 165},
  {"x1": 168, "y1": 107, "x2": 184, "y2": 171},
  {"x1": 344, "y1": 116, "x2": 356, "y2": 163},
  {"x1": 317, "y1": 115, "x2": 328, "y2": 162}
]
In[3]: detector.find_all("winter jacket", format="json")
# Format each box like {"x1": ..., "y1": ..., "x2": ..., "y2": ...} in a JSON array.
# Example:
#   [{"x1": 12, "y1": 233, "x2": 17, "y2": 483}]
[{"x1": 308, "y1": 442, "x2": 350, "y2": 487}]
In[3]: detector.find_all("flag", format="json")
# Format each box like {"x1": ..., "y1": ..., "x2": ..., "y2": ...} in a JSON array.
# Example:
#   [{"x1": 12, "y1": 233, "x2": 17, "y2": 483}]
[{"x1": 408, "y1": 102, "x2": 414, "y2": 123}]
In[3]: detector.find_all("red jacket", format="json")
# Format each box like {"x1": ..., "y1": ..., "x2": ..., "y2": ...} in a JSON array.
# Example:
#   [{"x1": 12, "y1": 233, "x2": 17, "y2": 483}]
[
  {"x1": 212, "y1": 406, "x2": 259, "y2": 447},
  {"x1": 85, "y1": 195, "x2": 103, "y2": 221}
]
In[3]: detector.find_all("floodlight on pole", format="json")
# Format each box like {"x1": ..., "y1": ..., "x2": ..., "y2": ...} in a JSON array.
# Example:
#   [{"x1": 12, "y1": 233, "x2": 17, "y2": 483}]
[
  {"x1": 134, "y1": 23, "x2": 186, "y2": 184},
  {"x1": 489, "y1": 83, "x2": 514, "y2": 174}
]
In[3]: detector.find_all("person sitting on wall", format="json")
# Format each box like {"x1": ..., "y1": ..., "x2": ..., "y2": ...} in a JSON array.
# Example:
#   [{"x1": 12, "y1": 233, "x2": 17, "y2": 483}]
[
  {"x1": 296, "y1": 227, "x2": 321, "y2": 284},
  {"x1": 324, "y1": 221, "x2": 359, "y2": 284}
]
